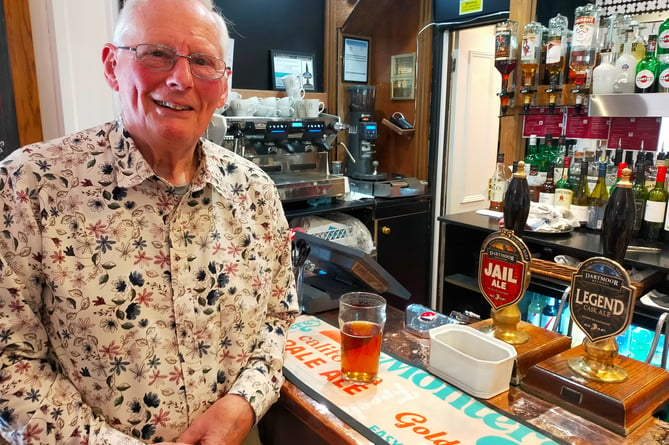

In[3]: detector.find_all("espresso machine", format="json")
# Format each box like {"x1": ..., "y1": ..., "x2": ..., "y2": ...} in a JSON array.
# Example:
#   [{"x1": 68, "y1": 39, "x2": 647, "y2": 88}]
[
  {"x1": 345, "y1": 85, "x2": 387, "y2": 181},
  {"x1": 208, "y1": 113, "x2": 348, "y2": 202}
]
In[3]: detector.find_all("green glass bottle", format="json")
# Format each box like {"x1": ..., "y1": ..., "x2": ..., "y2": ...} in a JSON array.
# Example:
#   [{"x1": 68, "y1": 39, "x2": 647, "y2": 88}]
[
  {"x1": 555, "y1": 156, "x2": 573, "y2": 209},
  {"x1": 586, "y1": 162, "x2": 609, "y2": 231},
  {"x1": 635, "y1": 34, "x2": 659, "y2": 93},
  {"x1": 571, "y1": 161, "x2": 590, "y2": 226},
  {"x1": 642, "y1": 165, "x2": 668, "y2": 242},
  {"x1": 659, "y1": 18, "x2": 669, "y2": 92},
  {"x1": 632, "y1": 162, "x2": 648, "y2": 239}
]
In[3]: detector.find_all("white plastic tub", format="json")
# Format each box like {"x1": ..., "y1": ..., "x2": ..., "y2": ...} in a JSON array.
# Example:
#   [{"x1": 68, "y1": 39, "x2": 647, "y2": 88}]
[{"x1": 428, "y1": 324, "x2": 517, "y2": 399}]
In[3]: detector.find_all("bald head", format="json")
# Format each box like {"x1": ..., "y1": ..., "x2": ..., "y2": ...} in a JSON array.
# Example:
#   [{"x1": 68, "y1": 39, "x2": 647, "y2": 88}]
[{"x1": 113, "y1": 0, "x2": 229, "y2": 56}]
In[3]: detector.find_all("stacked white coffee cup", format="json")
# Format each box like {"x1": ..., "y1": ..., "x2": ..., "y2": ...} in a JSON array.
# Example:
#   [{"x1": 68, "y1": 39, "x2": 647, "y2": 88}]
[{"x1": 281, "y1": 73, "x2": 324, "y2": 118}]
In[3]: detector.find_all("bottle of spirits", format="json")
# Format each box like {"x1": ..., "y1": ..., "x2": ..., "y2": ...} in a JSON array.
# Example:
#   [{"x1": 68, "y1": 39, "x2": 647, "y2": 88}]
[
  {"x1": 524, "y1": 135, "x2": 538, "y2": 170},
  {"x1": 614, "y1": 30, "x2": 638, "y2": 93},
  {"x1": 586, "y1": 162, "x2": 609, "y2": 231},
  {"x1": 527, "y1": 293, "x2": 543, "y2": 327},
  {"x1": 555, "y1": 156, "x2": 573, "y2": 209},
  {"x1": 503, "y1": 161, "x2": 531, "y2": 235},
  {"x1": 539, "y1": 163, "x2": 556, "y2": 206},
  {"x1": 632, "y1": 161, "x2": 648, "y2": 238},
  {"x1": 641, "y1": 165, "x2": 668, "y2": 242},
  {"x1": 540, "y1": 297, "x2": 558, "y2": 331},
  {"x1": 658, "y1": 18, "x2": 669, "y2": 92},
  {"x1": 631, "y1": 21, "x2": 647, "y2": 62},
  {"x1": 528, "y1": 164, "x2": 541, "y2": 202},
  {"x1": 603, "y1": 168, "x2": 635, "y2": 264},
  {"x1": 489, "y1": 153, "x2": 508, "y2": 211},
  {"x1": 571, "y1": 161, "x2": 590, "y2": 226},
  {"x1": 593, "y1": 50, "x2": 617, "y2": 94},
  {"x1": 635, "y1": 34, "x2": 659, "y2": 93},
  {"x1": 656, "y1": 17, "x2": 669, "y2": 58},
  {"x1": 495, "y1": 19, "x2": 518, "y2": 115},
  {"x1": 570, "y1": 3, "x2": 601, "y2": 90},
  {"x1": 545, "y1": 14, "x2": 569, "y2": 111},
  {"x1": 569, "y1": 151, "x2": 583, "y2": 185},
  {"x1": 520, "y1": 21, "x2": 542, "y2": 111}
]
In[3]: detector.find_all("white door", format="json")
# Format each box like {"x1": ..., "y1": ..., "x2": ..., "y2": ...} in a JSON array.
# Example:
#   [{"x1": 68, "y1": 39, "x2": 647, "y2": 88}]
[
  {"x1": 442, "y1": 25, "x2": 501, "y2": 216},
  {"x1": 429, "y1": 25, "x2": 501, "y2": 308}
]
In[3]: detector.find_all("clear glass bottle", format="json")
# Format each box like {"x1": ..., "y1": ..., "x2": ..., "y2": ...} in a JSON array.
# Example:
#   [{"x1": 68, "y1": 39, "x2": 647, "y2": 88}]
[
  {"x1": 540, "y1": 297, "x2": 558, "y2": 331},
  {"x1": 489, "y1": 153, "x2": 508, "y2": 211},
  {"x1": 631, "y1": 21, "x2": 647, "y2": 62},
  {"x1": 521, "y1": 22, "x2": 543, "y2": 90},
  {"x1": 586, "y1": 162, "x2": 609, "y2": 231},
  {"x1": 614, "y1": 30, "x2": 638, "y2": 93},
  {"x1": 495, "y1": 20, "x2": 519, "y2": 94},
  {"x1": 570, "y1": 3, "x2": 601, "y2": 89},
  {"x1": 593, "y1": 50, "x2": 617, "y2": 94},
  {"x1": 545, "y1": 14, "x2": 569, "y2": 89},
  {"x1": 571, "y1": 161, "x2": 590, "y2": 226},
  {"x1": 527, "y1": 293, "x2": 543, "y2": 327},
  {"x1": 539, "y1": 163, "x2": 556, "y2": 206},
  {"x1": 528, "y1": 164, "x2": 541, "y2": 202}
]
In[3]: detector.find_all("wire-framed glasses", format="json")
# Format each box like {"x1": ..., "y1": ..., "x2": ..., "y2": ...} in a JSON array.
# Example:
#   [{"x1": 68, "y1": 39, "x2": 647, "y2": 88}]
[{"x1": 116, "y1": 43, "x2": 230, "y2": 80}]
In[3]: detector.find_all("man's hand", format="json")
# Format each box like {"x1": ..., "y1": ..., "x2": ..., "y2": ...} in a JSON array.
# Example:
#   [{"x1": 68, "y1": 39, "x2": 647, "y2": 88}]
[{"x1": 176, "y1": 394, "x2": 255, "y2": 445}]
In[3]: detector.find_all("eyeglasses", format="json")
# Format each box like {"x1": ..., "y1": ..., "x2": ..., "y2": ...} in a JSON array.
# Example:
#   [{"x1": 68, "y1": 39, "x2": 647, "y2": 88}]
[{"x1": 116, "y1": 43, "x2": 230, "y2": 80}]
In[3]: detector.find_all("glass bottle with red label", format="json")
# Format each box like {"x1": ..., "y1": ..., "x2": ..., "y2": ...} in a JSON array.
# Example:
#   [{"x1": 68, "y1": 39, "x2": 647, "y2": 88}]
[
  {"x1": 495, "y1": 20, "x2": 519, "y2": 115},
  {"x1": 520, "y1": 21, "x2": 542, "y2": 112},
  {"x1": 570, "y1": 3, "x2": 601, "y2": 112}
]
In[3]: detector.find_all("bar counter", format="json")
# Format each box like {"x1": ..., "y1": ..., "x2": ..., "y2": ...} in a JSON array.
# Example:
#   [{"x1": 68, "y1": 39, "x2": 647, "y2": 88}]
[{"x1": 276, "y1": 306, "x2": 669, "y2": 444}]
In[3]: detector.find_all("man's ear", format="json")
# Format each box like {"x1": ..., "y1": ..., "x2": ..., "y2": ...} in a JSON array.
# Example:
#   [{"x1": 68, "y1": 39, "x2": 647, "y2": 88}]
[
  {"x1": 217, "y1": 83, "x2": 229, "y2": 109},
  {"x1": 102, "y1": 44, "x2": 120, "y2": 91}
]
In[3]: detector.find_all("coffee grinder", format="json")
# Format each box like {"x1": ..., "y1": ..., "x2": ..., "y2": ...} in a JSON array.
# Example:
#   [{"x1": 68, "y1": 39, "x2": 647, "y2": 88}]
[{"x1": 345, "y1": 85, "x2": 386, "y2": 181}]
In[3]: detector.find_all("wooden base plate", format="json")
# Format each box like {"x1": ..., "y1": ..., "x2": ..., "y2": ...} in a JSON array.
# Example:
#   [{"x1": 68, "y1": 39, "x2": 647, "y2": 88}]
[
  {"x1": 470, "y1": 319, "x2": 572, "y2": 385},
  {"x1": 521, "y1": 344, "x2": 669, "y2": 436}
]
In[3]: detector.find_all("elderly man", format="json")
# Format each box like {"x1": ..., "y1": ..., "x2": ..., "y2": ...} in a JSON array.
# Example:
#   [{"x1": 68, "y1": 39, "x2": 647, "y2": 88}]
[{"x1": 0, "y1": 0, "x2": 298, "y2": 444}]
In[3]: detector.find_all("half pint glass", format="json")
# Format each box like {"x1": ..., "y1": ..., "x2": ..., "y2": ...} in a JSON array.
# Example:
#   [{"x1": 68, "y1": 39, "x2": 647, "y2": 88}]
[{"x1": 339, "y1": 292, "x2": 387, "y2": 383}]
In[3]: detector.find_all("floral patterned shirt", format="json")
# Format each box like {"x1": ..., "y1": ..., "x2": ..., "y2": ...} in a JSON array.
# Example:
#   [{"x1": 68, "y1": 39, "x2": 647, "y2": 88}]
[{"x1": 0, "y1": 120, "x2": 298, "y2": 444}]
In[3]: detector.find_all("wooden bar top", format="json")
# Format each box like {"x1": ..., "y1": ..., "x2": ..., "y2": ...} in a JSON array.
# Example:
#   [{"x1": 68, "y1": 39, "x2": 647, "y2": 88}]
[{"x1": 277, "y1": 306, "x2": 669, "y2": 444}]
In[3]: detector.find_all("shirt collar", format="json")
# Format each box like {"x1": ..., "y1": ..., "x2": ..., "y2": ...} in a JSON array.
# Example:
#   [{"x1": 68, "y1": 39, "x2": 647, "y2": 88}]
[{"x1": 108, "y1": 119, "x2": 222, "y2": 192}]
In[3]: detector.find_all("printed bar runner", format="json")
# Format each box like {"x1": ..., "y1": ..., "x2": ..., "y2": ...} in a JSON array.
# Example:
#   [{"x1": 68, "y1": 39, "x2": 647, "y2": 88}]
[{"x1": 285, "y1": 315, "x2": 563, "y2": 445}]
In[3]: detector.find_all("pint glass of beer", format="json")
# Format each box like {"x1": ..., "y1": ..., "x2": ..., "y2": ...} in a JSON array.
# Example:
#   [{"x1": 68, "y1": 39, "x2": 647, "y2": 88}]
[{"x1": 339, "y1": 292, "x2": 386, "y2": 383}]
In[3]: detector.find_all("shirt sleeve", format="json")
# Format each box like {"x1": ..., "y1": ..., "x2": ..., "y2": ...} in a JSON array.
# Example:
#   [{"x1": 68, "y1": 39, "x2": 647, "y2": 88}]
[
  {"x1": 226, "y1": 181, "x2": 299, "y2": 421},
  {"x1": 0, "y1": 165, "x2": 143, "y2": 445}
]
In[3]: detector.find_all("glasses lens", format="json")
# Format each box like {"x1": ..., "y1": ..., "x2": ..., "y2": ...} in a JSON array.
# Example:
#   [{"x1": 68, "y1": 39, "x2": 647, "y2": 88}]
[
  {"x1": 189, "y1": 54, "x2": 227, "y2": 79},
  {"x1": 134, "y1": 44, "x2": 175, "y2": 71},
  {"x1": 131, "y1": 44, "x2": 227, "y2": 79}
]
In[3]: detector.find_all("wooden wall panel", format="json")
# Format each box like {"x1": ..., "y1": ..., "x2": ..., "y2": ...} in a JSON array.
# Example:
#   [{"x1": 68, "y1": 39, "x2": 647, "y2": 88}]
[
  {"x1": 339, "y1": 0, "x2": 432, "y2": 181},
  {"x1": 4, "y1": 0, "x2": 42, "y2": 146}
]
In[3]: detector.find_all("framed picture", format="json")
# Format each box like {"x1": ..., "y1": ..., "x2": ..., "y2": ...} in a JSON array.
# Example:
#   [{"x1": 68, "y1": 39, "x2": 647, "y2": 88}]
[
  {"x1": 271, "y1": 50, "x2": 316, "y2": 91},
  {"x1": 342, "y1": 37, "x2": 370, "y2": 83},
  {"x1": 391, "y1": 53, "x2": 415, "y2": 100}
]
